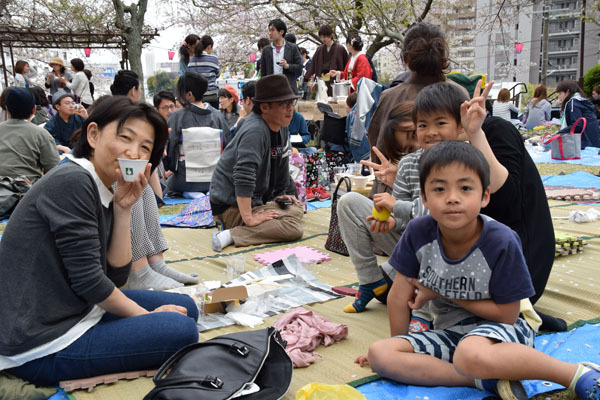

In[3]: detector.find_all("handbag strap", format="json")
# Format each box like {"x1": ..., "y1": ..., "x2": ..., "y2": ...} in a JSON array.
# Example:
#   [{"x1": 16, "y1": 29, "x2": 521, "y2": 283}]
[
  {"x1": 333, "y1": 176, "x2": 352, "y2": 200},
  {"x1": 569, "y1": 117, "x2": 586, "y2": 134},
  {"x1": 541, "y1": 133, "x2": 559, "y2": 145}
]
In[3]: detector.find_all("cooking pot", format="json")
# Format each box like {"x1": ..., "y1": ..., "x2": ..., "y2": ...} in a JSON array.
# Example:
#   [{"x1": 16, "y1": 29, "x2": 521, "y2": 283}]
[{"x1": 333, "y1": 81, "x2": 351, "y2": 99}]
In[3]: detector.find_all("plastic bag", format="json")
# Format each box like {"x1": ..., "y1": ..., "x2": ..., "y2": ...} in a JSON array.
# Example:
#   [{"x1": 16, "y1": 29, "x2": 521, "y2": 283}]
[
  {"x1": 569, "y1": 208, "x2": 600, "y2": 223},
  {"x1": 316, "y1": 78, "x2": 328, "y2": 103},
  {"x1": 296, "y1": 382, "x2": 366, "y2": 400}
]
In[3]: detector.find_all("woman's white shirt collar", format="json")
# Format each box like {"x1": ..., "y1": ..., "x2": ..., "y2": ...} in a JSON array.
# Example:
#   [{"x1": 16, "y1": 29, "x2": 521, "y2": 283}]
[{"x1": 64, "y1": 154, "x2": 114, "y2": 207}]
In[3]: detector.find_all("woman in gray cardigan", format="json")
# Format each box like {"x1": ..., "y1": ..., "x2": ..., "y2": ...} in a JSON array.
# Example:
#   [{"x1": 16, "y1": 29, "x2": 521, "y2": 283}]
[{"x1": 0, "y1": 97, "x2": 198, "y2": 385}]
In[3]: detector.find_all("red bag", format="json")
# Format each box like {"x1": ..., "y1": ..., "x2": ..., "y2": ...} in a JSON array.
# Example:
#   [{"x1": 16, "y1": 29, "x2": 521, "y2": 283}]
[{"x1": 542, "y1": 117, "x2": 585, "y2": 160}]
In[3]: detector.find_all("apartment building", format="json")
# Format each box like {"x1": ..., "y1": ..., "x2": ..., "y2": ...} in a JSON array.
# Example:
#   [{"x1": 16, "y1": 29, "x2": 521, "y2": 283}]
[{"x1": 475, "y1": 0, "x2": 600, "y2": 86}]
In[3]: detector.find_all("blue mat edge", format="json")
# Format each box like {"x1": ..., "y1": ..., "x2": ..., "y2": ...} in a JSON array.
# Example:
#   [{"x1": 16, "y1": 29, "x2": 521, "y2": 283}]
[{"x1": 350, "y1": 317, "x2": 600, "y2": 399}]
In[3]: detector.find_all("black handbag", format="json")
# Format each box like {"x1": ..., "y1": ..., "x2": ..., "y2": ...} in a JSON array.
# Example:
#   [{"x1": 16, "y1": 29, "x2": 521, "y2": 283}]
[
  {"x1": 320, "y1": 113, "x2": 347, "y2": 145},
  {"x1": 325, "y1": 176, "x2": 352, "y2": 256},
  {"x1": 144, "y1": 327, "x2": 292, "y2": 400},
  {"x1": 0, "y1": 176, "x2": 32, "y2": 220}
]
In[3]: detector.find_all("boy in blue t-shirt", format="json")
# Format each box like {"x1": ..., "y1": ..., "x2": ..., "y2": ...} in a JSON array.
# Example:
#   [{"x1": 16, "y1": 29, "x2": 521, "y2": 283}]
[{"x1": 357, "y1": 140, "x2": 600, "y2": 399}]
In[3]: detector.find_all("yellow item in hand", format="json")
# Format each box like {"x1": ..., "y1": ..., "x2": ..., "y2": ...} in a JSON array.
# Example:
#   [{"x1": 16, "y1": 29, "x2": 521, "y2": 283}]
[
  {"x1": 371, "y1": 206, "x2": 391, "y2": 222},
  {"x1": 296, "y1": 382, "x2": 366, "y2": 400}
]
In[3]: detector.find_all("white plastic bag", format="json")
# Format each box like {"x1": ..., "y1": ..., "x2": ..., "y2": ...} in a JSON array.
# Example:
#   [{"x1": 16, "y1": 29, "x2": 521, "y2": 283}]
[
  {"x1": 316, "y1": 78, "x2": 328, "y2": 103},
  {"x1": 568, "y1": 208, "x2": 600, "y2": 223}
]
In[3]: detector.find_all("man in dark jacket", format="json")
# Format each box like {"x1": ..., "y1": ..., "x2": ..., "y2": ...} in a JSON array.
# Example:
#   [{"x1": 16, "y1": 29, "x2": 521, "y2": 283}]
[
  {"x1": 304, "y1": 25, "x2": 349, "y2": 96},
  {"x1": 209, "y1": 75, "x2": 303, "y2": 251},
  {"x1": 260, "y1": 19, "x2": 303, "y2": 94}
]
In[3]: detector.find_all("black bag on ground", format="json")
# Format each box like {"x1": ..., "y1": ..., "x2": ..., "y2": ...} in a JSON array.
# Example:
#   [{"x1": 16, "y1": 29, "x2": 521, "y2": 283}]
[
  {"x1": 0, "y1": 176, "x2": 32, "y2": 220},
  {"x1": 316, "y1": 102, "x2": 347, "y2": 146},
  {"x1": 325, "y1": 176, "x2": 352, "y2": 256},
  {"x1": 144, "y1": 327, "x2": 292, "y2": 400},
  {"x1": 320, "y1": 113, "x2": 347, "y2": 145}
]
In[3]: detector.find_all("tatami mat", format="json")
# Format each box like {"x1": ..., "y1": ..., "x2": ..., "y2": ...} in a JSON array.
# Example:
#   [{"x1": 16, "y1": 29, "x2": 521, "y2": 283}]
[{"x1": 36, "y1": 201, "x2": 600, "y2": 399}]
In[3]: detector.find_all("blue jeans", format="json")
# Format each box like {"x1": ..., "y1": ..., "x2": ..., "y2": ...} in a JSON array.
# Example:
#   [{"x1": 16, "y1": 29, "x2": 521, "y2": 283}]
[{"x1": 8, "y1": 290, "x2": 199, "y2": 386}]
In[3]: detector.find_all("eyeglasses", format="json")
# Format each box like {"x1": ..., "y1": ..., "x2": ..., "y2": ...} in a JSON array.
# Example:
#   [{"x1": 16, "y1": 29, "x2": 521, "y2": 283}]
[
  {"x1": 159, "y1": 104, "x2": 176, "y2": 111},
  {"x1": 278, "y1": 99, "x2": 297, "y2": 108}
]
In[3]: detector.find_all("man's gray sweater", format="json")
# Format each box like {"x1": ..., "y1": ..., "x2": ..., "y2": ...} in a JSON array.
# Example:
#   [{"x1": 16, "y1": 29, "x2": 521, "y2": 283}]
[{"x1": 209, "y1": 112, "x2": 291, "y2": 215}]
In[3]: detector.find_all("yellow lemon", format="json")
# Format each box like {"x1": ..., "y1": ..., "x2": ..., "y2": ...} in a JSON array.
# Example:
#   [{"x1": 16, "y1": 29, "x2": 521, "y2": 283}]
[{"x1": 372, "y1": 206, "x2": 391, "y2": 221}]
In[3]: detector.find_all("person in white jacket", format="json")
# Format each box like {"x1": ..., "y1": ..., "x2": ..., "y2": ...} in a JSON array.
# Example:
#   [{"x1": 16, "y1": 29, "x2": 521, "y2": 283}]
[{"x1": 60, "y1": 58, "x2": 93, "y2": 108}]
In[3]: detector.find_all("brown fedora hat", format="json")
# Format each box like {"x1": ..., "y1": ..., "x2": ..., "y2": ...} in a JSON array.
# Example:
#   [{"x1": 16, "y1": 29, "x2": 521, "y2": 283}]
[{"x1": 253, "y1": 74, "x2": 299, "y2": 103}]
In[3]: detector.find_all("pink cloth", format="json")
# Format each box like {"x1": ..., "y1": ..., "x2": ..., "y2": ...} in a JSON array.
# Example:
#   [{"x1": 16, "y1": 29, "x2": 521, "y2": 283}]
[
  {"x1": 253, "y1": 246, "x2": 331, "y2": 266},
  {"x1": 273, "y1": 307, "x2": 349, "y2": 368}
]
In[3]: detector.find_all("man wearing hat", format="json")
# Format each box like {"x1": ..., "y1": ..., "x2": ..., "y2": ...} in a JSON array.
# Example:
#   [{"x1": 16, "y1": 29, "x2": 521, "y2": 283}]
[
  {"x1": 44, "y1": 90, "x2": 86, "y2": 153},
  {"x1": 0, "y1": 88, "x2": 59, "y2": 182},
  {"x1": 209, "y1": 74, "x2": 303, "y2": 251}
]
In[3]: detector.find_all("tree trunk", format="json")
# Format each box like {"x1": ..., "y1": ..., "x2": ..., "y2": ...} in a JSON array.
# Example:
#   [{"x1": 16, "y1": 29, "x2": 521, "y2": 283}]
[
  {"x1": 112, "y1": 0, "x2": 148, "y2": 97},
  {"x1": 126, "y1": 29, "x2": 145, "y2": 96}
]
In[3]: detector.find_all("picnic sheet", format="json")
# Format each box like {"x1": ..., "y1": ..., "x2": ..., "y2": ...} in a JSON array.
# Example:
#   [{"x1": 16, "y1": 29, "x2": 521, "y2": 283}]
[
  {"x1": 159, "y1": 195, "x2": 215, "y2": 228},
  {"x1": 543, "y1": 171, "x2": 600, "y2": 189},
  {"x1": 162, "y1": 196, "x2": 193, "y2": 205},
  {"x1": 354, "y1": 322, "x2": 600, "y2": 400},
  {"x1": 527, "y1": 145, "x2": 600, "y2": 165}
]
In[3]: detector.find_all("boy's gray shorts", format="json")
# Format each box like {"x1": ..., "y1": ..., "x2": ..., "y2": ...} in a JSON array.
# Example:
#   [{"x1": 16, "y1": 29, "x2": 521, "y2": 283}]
[{"x1": 395, "y1": 316, "x2": 535, "y2": 363}]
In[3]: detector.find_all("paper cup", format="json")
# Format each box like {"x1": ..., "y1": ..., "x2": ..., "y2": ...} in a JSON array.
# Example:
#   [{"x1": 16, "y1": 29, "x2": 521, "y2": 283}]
[
  {"x1": 351, "y1": 175, "x2": 369, "y2": 189},
  {"x1": 117, "y1": 158, "x2": 148, "y2": 182}
]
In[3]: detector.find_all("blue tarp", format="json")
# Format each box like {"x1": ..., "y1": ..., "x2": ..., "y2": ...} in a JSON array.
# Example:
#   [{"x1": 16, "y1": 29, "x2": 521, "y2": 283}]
[
  {"x1": 162, "y1": 197, "x2": 193, "y2": 205},
  {"x1": 357, "y1": 323, "x2": 600, "y2": 399},
  {"x1": 542, "y1": 171, "x2": 600, "y2": 189},
  {"x1": 307, "y1": 200, "x2": 331, "y2": 210}
]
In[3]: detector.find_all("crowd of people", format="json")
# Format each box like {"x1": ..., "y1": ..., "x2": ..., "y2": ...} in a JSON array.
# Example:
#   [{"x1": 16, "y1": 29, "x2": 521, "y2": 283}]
[{"x1": 0, "y1": 18, "x2": 599, "y2": 400}]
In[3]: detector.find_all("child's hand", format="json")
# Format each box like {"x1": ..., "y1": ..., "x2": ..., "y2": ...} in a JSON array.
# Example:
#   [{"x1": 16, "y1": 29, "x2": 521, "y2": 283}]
[
  {"x1": 406, "y1": 277, "x2": 440, "y2": 310},
  {"x1": 354, "y1": 353, "x2": 369, "y2": 367},
  {"x1": 373, "y1": 192, "x2": 395, "y2": 212},
  {"x1": 460, "y1": 80, "x2": 494, "y2": 139},
  {"x1": 361, "y1": 147, "x2": 398, "y2": 187},
  {"x1": 366, "y1": 215, "x2": 396, "y2": 234}
]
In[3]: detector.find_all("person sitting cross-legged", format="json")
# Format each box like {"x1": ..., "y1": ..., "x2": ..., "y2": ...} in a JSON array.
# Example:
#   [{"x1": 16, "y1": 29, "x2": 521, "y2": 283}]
[
  {"x1": 358, "y1": 140, "x2": 600, "y2": 400},
  {"x1": 44, "y1": 90, "x2": 87, "y2": 154},
  {"x1": 209, "y1": 74, "x2": 303, "y2": 251},
  {"x1": 0, "y1": 88, "x2": 59, "y2": 182}
]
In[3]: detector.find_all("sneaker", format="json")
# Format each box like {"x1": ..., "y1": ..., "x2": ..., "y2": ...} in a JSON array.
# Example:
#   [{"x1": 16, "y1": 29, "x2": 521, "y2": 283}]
[
  {"x1": 475, "y1": 378, "x2": 528, "y2": 400},
  {"x1": 306, "y1": 187, "x2": 317, "y2": 202},
  {"x1": 315, "y1": 186, "x2": 331, "y2": 200},
  {"x1": 573, "y1": 362, "x2": 600, "y2": 399}
]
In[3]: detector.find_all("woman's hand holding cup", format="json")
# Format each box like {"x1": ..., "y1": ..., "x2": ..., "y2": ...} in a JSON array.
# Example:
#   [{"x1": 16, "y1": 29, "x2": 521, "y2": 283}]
[{"x1": 114, "y1": 161, "x2": 151, "y2": 211}]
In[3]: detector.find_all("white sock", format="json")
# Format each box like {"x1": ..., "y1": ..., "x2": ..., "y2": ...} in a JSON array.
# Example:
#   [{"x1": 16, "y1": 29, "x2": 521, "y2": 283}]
[
  {"x1": 212, "y1": 229, "x2": 233, "y2": 252},
  {"x1": 149, "y1": 260, "x2": 198, "y2": 284},
  {"x1": 568, "y1": 363, "x2": 592, "y2": 393},
  {"x1": 128, "y1": 265, "x2": 183, "y2": 290}
]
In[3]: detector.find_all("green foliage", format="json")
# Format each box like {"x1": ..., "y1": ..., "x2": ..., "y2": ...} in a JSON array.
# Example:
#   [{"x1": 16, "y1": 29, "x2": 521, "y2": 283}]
[
  {"x1": 583, "y1": 64, "x2": 600, "y2": 96},
  {"x1": 146, "y1": 71, "x2": 176, "y2": 97}
]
